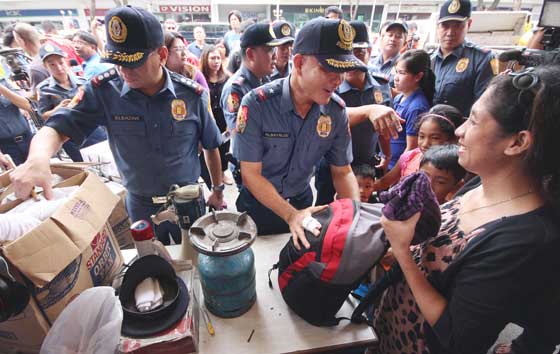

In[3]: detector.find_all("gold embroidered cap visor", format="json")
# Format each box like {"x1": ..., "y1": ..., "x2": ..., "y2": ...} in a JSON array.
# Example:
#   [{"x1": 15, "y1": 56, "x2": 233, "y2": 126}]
[
  {"x1": 102, "y1": 47, "x2": 151, "y2": 68},
  {"x1": 315, "y1": 54, "x2": 368, "y2": 73},
  {"x1": 437, "y1": 15, "x2": 469, "y2": 23}
]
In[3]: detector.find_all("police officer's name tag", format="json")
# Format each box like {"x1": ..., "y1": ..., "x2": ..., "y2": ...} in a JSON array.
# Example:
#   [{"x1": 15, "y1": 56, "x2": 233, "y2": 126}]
[
  {"x1": 112, "y1": 115, "x2": 143, "y2": 121},
  {"x1": 264, "y1": 132, "x2": 289, "y2": 138}
]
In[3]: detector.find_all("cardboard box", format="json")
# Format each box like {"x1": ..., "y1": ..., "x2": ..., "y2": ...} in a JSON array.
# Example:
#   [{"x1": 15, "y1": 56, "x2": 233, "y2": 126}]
[
  {"x1": 0, "y1": 172, "x2": 124, "y2": 353},
  {"x1": 105, "y1": 182, "x2": 134, "y2": 250}
]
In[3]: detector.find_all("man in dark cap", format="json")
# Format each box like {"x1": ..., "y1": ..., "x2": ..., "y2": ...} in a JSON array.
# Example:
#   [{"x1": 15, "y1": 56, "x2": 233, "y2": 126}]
[
  {"x1": 270, "y1": 20, "x2": 295, "y2": 80},
  {"x1": 233, "y1": 18, "x2": 401, "y2": 245},
  {"x1": 220, "y1": 22, "x2": 282, "y2": 187},
  {"x1": 325, "y1": 6, "x2": 343, "y2": 20},
  {"x1": 369, "y1": 20, "x2": 408, "y2": 85},
  {"x1": 11, "y1": 6, "x2": 225, "y2": 245},
  {"x1": 315, "y1": 20, "x2": 393, "y2": 205},
  {"x1": 432, "y1": 0, "x2": 497, "y2": 116}
]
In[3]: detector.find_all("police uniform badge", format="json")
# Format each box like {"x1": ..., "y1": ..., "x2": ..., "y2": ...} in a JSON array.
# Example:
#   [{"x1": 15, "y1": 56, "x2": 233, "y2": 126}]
[
  {"x1": 336, "y1": 20, "x2": 355, "y2": 51},
  {"x1": 227, "y1": 93, "x2": 240, "y2": 113},
  {"x1": 44, "y1": 44, "x2": 56, "y2": 53},
  {"x1": 448, "y1": 0, "x2": 461, "y2": 14},
  {"x1": 281, "y1": 24, "x2": 291, "y2": 37},
  {"x1": 455, "y1": 58, "x2": 469, "y2": 73},
  {"x1": 374, "y1": 89, "x2": 384, "y2": 104},
  {"x1": 171, "y1": 99, "x2": 187, "y2": 121},
  {"x1": 316, "y1": 115, "x2": 332, "y2": 138},
  {"x1": 237, "y1": 106, "x2": 249, "y2": 134},
  {"x1": 108, "y1": 16, "x2": 127, "y2": 43}
]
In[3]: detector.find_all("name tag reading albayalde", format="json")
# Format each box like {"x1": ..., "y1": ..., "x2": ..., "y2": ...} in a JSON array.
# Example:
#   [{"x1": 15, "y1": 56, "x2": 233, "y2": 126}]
[{"x1": 264, "y1": 132, "x2": 289, "y2": 138}]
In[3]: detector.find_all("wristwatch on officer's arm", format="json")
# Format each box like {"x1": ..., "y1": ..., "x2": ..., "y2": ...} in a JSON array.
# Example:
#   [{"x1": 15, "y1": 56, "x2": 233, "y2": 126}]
[{"x1": 212, "y1": 184, "x2": 225, "y2": 193}]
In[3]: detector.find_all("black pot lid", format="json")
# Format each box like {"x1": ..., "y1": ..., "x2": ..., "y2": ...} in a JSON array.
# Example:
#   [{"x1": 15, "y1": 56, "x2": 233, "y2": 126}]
[{"x1": 188, "y1": 210, "x2": 257, "y2": 256}]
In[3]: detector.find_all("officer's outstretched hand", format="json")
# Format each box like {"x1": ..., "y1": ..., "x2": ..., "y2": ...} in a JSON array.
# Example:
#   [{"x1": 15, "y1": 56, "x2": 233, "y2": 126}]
[
  {"x1": 207, "y1": 191, "x2": 225, "y2": 211},
  {"x1": 10, "y1": 157, "x2": 53, "y2": 200},
  {"x1": 368, "y1": 105, "x2": 404, "y2": 139},
  {"x1": 287, "y1": 205, "x2": 328, "y2": 250}
]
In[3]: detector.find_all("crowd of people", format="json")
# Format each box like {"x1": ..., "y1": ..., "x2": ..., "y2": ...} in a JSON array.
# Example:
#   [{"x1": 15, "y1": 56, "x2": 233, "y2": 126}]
[{"x1": 0, "y1": 0, "x2": 559, "y2": 353}]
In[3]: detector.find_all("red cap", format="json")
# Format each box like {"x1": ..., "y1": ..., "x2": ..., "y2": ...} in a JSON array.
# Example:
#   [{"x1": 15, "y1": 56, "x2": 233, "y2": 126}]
[{"x1": 130, "y1": 220, "x2": 154, "y2": 241}]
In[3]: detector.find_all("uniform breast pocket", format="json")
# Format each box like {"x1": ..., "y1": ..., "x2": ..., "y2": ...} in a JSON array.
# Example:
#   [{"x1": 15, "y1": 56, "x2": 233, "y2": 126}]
[
  {"x1": 169, "y1": 119, "x2": 197, "y2": 137},
  {"x1": 110, "y1": 121, "x2": 147, "y2": 136},
  {"x1": 264, "y1": 136, "x2": 292, "y2": 155}
]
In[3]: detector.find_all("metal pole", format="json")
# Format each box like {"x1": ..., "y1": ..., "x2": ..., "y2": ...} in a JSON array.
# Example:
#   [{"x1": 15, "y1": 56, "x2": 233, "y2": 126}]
[
  {"x1": 369, "y1": 0, "x2": 377, "y2": 30},
  {"x1": 396, "y1": 1, "x2": 402, "y2": 19}
]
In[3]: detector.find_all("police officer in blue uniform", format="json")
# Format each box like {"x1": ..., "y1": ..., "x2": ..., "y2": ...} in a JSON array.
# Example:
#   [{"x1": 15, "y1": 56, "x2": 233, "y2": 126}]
[
  {"x1": 0, "y1": 78, "x2": 33, "y2": 167},
  {"x1": 270, "y1": 20, "x2": 295, "y2": 81},
  {"x1": 11, "y1": 6, "x2": 224, "y2": 245},
  {"x1": 234, "y1": 18, "x2": 370, "y2": 246},
  {"x1": 432, "y1": 0, "x2": 497, "y2": 116},
  {"x1": 220, "y1": 22, "x2": 282, "y2": 186},
  {"x1": 369, "y1": 20, "x2": 408, "y2": 86},
  {"x1": 315, "y1": 20, "x2": 393, "y2": 205},
  {"x1": 36, "y1": 43, "x2": 87, "y2": 162}
]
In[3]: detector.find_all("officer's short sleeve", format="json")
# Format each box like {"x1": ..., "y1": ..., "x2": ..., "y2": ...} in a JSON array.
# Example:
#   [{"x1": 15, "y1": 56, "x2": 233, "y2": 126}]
[
  {"x1": 198, "y1": 90, "x2": 222, "y2": 150},
  {"x1": 234, "y1": 93, "x2": 263, "y2": 162},
  {"x1": 221, "y1": 82, "x2": 244, "y2": 130},
  {"x1": 46, "y1": 83, "x2": 105, "y2": 145},
  {"x1": 473, "y1": 50, "x2": 496, "y2": 103},
  {"x1": 324, "y1": 108, "x2": 353, "y2": 167}
]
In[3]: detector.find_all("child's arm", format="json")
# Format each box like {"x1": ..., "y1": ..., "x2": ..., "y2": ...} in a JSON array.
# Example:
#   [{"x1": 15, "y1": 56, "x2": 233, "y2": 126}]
[{"x1": 373, "y1": 160, "x2": 402, "y2": 191}]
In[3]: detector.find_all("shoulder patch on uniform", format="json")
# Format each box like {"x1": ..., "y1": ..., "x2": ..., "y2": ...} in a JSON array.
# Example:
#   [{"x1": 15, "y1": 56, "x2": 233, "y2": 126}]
[
  {"x1": 330, "y1": 93, "x2": 346, "y2": 108},
  {"x1": 369, "y1": 72, "x2": 390, "y2": 85},
  {"x1": 91, "y1": 68, "x2": 119, "y2": 88},
  {"x1": 169, "y1": 72, "x2": 204, "y2": 95},
  {"x1": 254, "y1": 82, "x2": 282, "y2": 102},
  {"x1": 232, "y1": 76, "x2": 245, "y2": 86}
]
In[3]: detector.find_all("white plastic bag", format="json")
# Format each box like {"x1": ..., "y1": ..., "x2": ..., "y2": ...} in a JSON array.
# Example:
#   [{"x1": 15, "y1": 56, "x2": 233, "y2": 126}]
[{"x1": 40, "y1": 287, "x2": 123, "y2": 354}]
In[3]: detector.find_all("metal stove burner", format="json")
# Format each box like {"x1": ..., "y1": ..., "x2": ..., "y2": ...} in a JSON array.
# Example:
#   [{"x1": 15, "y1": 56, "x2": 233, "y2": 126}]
[{"x1": 188, "y1": 210, "x2": 257, "y2": 256}]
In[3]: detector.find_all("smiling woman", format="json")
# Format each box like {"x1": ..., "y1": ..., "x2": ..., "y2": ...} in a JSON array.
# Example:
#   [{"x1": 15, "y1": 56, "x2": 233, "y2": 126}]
[{"x1": 374, "y1": 65, "x2": 560, "y2": 354}]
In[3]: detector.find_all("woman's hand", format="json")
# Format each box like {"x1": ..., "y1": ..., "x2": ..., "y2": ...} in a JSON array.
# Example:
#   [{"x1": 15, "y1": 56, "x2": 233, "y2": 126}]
[{"x1": 381, "y1": 212, "x2": 421, "y2": 258}]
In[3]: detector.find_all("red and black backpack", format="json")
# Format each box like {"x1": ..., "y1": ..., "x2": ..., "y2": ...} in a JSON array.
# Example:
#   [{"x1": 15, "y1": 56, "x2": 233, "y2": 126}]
[{"x1": 271, "y1": 199, "x2": 387, "y2": 326}]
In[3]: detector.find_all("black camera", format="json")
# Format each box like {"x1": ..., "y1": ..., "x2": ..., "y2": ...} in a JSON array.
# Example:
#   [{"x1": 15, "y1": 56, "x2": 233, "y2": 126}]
[
  {"x1": 498, "y1": 0, "x2": 560, "y2": 66},
  {"x1": 0, "y1": 48, "x2": 32, "y2": 87}
]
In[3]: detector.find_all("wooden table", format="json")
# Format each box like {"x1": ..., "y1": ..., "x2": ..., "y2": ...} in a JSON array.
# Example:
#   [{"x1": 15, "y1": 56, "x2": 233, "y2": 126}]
[{"x1": 123, "y1": 234, "x2": 377, "y2": 354}]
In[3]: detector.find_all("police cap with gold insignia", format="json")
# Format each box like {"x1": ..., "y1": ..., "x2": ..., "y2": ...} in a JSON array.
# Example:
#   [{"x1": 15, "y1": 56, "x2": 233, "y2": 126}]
[
  {"x1": 272, "y1": 20, "x2": 296, "y2": 45},
  {"x1": 240, "y1": 22, "x2": 284, "y2": 49},
  {"x1": 438, "y1": 0, "x2": 472, "y2": 23},
  {"x1": 350, "y1": 20, "x2": 371, "y2": 49},
  {"x1": 102, "y1": 6, "x2": 163, "y2": 68},
  {"x1": 39, "y1": 43, "x2": 66, "y2": 62},
  {"x1": 293, "y1": 17, "x2": 367, "y2": 73}
]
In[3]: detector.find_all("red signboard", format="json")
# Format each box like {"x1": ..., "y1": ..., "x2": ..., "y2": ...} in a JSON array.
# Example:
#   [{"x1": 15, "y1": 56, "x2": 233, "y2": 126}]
[{"x1": 158, "y1": 5, "x2": 211, "y2": 13}]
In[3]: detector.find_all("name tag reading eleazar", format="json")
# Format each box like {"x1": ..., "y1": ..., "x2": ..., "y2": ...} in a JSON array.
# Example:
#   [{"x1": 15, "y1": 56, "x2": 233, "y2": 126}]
[{"x1": 112, "y1": 115, "x2": 143, "y2": 121}]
